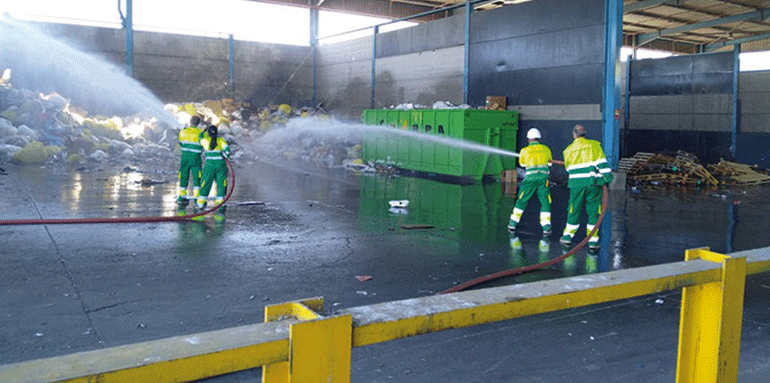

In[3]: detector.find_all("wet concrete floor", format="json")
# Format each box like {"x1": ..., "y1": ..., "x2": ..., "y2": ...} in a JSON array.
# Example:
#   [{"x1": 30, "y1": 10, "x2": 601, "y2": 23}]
[{"x1": 1, "y1": 159, "x2": 770, "y2": 382}]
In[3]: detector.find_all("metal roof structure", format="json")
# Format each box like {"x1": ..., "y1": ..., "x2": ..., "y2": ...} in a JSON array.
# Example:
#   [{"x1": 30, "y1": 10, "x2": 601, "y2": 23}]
[{"x1": 256, "y1": 0, "x2": 770, "y2": 53}]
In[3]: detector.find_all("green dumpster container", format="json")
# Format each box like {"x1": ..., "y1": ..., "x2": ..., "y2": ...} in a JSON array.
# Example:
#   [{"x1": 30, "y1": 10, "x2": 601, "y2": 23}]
[{"x1": 361, "y1": 109, "x2": 519, "y2": 182}]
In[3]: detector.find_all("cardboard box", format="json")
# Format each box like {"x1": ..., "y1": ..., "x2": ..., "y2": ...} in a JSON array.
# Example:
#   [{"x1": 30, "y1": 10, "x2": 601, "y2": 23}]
[
  {"x1": 500, "y1": 169, "x2": 517, "y2": 193},
  {"x1": 485, "y1": 96, "x2": 507, "y2": 110},
  {"x1": 501, "y1": 169, "x2": 518, "y2": 195}
]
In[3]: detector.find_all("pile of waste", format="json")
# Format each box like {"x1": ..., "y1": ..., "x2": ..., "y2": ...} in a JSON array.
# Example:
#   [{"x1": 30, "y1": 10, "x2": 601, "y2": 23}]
[
  {"x1": 0, "y1": 86, "x2": 178, "y2": 169},
  {"x1": 0, "y1": 75, "x2": 371, "y2": 176},
  {"x1": 619, "y1": 150, "x2": 770, "y2": 187},
  {"x1": 392, "y1": 101, "x2": 472, "y2": 110}
]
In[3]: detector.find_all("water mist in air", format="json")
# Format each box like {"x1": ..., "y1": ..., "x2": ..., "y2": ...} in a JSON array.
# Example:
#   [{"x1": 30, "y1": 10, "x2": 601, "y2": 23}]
[
  {"x1": 0, "y1": 18, "x2": 179, "y2": 128},
  {"x1": 255, "y1": 117, "x2": 520, "y2": 159}
]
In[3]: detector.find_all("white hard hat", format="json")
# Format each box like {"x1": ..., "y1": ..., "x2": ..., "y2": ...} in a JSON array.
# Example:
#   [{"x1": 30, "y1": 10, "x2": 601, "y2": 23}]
[{"x1": 527, "y1": 128, "x2": 541, "y2": 140}]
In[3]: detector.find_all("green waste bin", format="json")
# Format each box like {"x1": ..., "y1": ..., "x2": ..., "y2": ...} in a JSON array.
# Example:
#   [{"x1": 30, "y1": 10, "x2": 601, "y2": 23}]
[{"x1": 361, "y1": 109, "x2": 518, "y2": 182}]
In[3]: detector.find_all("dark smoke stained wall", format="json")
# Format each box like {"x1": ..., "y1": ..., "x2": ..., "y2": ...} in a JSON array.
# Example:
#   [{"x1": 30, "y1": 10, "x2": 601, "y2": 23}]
[
  {"x1": 468, "y1": 0, "x2": 606, "y2": 154},
  {"x1": 1, "y1": 21, "x2": 311, "y2": 113}
]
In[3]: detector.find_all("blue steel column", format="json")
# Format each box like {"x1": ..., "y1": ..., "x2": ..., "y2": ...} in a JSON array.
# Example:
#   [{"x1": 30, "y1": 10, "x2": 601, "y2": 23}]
[
  {"x1": 228, "y1": 34, "x2": 235, "y2": 95},
  {"x1": 310, "y1": 6, "x2": 319, "y2": 106},
  {"x1": 463, "y1": 1, "x2": 472, "y2": 105},
  {"x1": 602, "y1": 0, "x2": 622, "y2": 169},
  {"x1": 727, "y1": 203, "x2": 736, "y2": 253},
  {"x1": 731, "y1": 44, "x2": 740, "y2": 158},
  {"x1": 623, "y1": 55, "x2": 632, "y2": 158},
  {"x1": 125, "y1": 0, "x2": 134, "y2": 77},
  {"x1": 370, "y1": 26, "x2": 378, "y2": 109}
]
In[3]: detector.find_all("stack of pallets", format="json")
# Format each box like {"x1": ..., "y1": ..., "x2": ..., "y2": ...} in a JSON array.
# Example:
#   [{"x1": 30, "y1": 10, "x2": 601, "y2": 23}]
[
  {"x1": 620, "y1": 151, "x2": 720, "y2": 186},
  {"x1": 708, "y1": 160, "x2": 770, "y2": 186}
]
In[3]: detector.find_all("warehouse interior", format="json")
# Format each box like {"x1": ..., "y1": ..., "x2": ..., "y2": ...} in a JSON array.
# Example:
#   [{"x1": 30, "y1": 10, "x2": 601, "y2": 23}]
[{"x1": 2, "y1": 0, "x2": 770, "y2": 382}]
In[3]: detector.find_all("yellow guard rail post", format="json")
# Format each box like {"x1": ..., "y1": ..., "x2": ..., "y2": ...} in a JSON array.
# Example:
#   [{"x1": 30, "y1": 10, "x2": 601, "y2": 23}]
[
  {"x1": 262, "y1": 297, "x2": 352, "y2": 383},
  {"x1": 676, "y1": 248, "x2": 746, "y2": 383}
]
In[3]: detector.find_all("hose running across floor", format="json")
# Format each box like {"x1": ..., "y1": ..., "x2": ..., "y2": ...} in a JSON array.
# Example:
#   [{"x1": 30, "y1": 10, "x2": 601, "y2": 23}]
[
  {"x1": 441, "y1": 160, "x2": 609, "y2": 294},
  {"x1": 0, "y1": 158, "x2": 235, "y2": 225}
]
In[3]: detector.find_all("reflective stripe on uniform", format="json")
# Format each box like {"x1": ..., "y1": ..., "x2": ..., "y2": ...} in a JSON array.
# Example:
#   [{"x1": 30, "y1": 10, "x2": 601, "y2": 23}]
[{"x1": 563, "y1": 223, "x2": 579, "y2": 237}]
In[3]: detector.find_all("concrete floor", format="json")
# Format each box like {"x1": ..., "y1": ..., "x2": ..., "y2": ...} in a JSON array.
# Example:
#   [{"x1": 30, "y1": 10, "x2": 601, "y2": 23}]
[{"x1": 1, "y1": 159, "x2": 770, "y2": 382}]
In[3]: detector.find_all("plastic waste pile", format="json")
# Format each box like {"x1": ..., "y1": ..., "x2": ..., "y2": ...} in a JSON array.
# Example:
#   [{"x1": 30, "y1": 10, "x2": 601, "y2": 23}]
[{"x1": 0, "y1": 75, "x2": 370, "y2": 175}]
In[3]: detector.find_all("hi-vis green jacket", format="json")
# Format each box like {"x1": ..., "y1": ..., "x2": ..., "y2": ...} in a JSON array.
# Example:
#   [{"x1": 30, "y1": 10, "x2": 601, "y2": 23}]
[
  {"x1": 178, "y1": 126, "x2": 203, "y2": 156},
  {"x1": 563, "y1": 137, "x2": 613, "y2": 188},
  {"x1": 518, "y1": 142, "x2": 552, "y2": 181},
  {"x1": 200, "y1": 137, "x2": 230, "y2": 163}
]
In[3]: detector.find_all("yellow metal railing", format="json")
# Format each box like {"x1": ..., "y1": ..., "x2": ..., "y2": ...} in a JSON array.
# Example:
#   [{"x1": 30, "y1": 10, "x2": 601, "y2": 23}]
[{"x1": 2, "y1": 247, "x2": 770, "y2": 383}]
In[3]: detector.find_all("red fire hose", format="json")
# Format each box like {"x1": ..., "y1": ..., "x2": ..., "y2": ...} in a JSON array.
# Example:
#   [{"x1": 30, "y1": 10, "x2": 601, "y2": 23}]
[
  {"x1": 441, "y1": 159, "x2": 609, "y2": 294},
  {"x1": 0, "y1": 158, "x2": 235, "y2": 225}
]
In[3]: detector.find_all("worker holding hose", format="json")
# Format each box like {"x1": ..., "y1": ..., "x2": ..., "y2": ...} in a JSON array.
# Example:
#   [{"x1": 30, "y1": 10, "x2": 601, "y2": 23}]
[
  {"x1": 196, "y1": 125, "x2": 230, "y2": 211},
  {"x1": 508, "y1": 128, "x2": 553, "y2": 236},
  {"x1": 177, "y1": 116, "x2": 203, "y2": 206},
  {"x1": 560, "y1": 124, "x2": 613, "y2": 250}
]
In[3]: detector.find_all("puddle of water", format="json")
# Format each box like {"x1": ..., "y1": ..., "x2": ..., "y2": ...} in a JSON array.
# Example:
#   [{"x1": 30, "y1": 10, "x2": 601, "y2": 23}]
[{"x1": 356, "y1": 173, "x2": 770, "y2": 281}]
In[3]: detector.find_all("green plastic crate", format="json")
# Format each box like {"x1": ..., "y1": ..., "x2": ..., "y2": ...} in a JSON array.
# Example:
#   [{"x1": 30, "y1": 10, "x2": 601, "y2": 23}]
[{"x1": 361, "y1": 109, "x2": 518, "y2": 182}]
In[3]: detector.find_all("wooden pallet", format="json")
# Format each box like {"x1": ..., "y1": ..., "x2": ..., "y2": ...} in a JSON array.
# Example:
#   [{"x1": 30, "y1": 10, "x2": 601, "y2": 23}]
[
  {"x1": 618, "y1": 152, "x2": 655, "y2": 175},
  {"x1": 709, "y1": 160, "x2": 770, "y2": 185},
  {"x1": 625, "y1": 150, "x2": 719, "y2": 186}
]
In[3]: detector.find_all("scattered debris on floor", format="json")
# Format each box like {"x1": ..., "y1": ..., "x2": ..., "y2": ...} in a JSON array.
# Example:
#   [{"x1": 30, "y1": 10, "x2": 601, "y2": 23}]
[
  {"x1": 355, "y1": 275, "x2": 373, "y2": 282},
  {"x1": 400, "y1": 224, "x2": 435, "y2": 230},
  {"x1": 138, "y1": 178, "x2": 168, "y2": 186},
  {"x1": 236, "y1": 201, "x2": 266, "y2": 206},
  {"x1": 619, "y1": 150, "x2": 769, "y2": 187}
]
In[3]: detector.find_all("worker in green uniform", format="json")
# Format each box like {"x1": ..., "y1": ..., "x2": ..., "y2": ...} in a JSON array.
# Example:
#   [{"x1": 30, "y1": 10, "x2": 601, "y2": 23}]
[
  {"x1": 508, "y1": 128, "x2": 553, "y2": 236},
  {"x1": 196, "y1": 125, "x2": 230, "y2": 210},
  {"x1": 177, "y1": 116, "x2": 203, "y2": 205},
  {"x1": 560, "y1": 124, "x2": 613, "y2": 250}
]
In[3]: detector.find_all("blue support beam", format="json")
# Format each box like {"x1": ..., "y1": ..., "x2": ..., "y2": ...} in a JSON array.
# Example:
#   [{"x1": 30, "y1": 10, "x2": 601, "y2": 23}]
[
  {"x1": 228, "y1": 34, "x2": 235, "y2": 95},
  {"x1": 731, "y1": 44, "x2": 740, "y2": 159},
  {"x1": 603, "y1": 0, "x2": 623, "y2": 169},
  {"x1": 704, "y1": 31, "x2": 770, "y2": 52},
  {"x1": 125, "y1": 0, "x2": 134, "y2": 77},
  {"x1": 639, "y1": 7, "x2": 770, "y2": 46},
  {"x1": 623, "y1": 55, "x2": 632, "y2": 158},
  {"x1": 463, "y1": 1, "x2": 472, "y2": 105},
  {"x1": 310, "y1": 6, "x2": 319, "y2": 106},
  {"x1": 370, "y1": 25, "x2": 378, "y2": 109}
]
